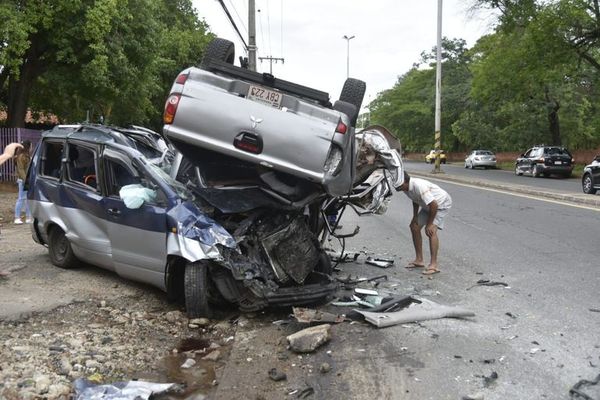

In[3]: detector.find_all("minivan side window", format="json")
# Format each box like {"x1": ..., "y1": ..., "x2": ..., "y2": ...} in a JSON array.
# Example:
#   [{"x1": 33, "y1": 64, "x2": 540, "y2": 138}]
[
  {"x1": 105, "y1": 158, "x2": 140, "y2": 197},
  {"x1": 66, "y1": 144, "x2": 98, "y2": 190},
  {"x1": 41, "y1": 141, "x2": 64, "y2": 179}
]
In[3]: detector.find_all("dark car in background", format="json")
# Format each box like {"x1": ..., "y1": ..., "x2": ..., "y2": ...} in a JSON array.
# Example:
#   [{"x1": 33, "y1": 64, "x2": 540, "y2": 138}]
[
  {"x1": 515, "y1": 145, "x2": 574, "y2": 178},
  {"x1": 582, "y1": 155, "x2": 600, "y2": 194}
]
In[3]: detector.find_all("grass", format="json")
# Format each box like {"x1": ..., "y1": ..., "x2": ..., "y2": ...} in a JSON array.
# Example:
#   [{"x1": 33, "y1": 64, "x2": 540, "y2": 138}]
[{"x1": 495, "y1": 161, "x2": 583, "y2": 178}]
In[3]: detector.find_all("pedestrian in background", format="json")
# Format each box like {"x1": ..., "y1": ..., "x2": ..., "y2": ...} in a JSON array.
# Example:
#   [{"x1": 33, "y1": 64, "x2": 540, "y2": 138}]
[
  {"x1": 14, "y1": 140, "x2": 32, "y2": 224},
  {"x1": 397, "y1": 171, "x2": 452, "y2": 275}
]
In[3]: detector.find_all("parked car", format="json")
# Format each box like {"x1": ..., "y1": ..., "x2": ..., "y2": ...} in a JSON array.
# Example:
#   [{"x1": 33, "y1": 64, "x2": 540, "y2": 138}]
[
  {"x1": 425, "y1": 150, "x2": 447, "y2": 164},
  {"x1": 582, "y1": 155, "x2": 600, "y2": 194},
  {"x1": 515, "y1": 145, "x2": 574, "y2": 178},
  {"x1": 464, "y1": 150, "x2": 496, "y2": 169}
]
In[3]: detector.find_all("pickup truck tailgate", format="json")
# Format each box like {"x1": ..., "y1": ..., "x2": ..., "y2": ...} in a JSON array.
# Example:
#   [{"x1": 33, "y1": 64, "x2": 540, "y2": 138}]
[{"x1": 164, "y1": 68, "x2": 342, "y2": 184}]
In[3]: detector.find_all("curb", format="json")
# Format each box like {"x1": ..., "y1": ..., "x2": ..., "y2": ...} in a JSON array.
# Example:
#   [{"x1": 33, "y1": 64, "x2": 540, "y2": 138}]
[{"x1": 409, "y1": 170, "x2": 600, "y2": 208}]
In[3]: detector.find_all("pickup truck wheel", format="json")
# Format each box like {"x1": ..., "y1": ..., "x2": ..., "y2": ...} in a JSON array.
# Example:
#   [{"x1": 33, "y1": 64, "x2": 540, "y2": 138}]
[
  {"x1": 184, "y1": 261, "x2": 213, "y2": 318},
  {"x1": 339, "y1": 78, "x2": 366, "y2": 124},
  {"x1": 48, "y1": 227, "x2": 78, "y2": 269},
  {"x1": 201, "y1": 38, "x2": 235, "y2": 66}
]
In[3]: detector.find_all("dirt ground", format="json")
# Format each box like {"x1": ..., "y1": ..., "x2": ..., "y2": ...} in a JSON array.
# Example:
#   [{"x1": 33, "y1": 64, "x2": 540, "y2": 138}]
[{"x1": 0, "y1": 187, "x2": 242, "y2": 399}]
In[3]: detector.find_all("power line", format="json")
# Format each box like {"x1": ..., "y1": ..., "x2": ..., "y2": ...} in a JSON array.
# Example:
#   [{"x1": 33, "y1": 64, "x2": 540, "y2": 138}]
[
  {"x1": 226, "y1": 0, "x2": 248, "y2": 37},
  {"x1": 266, "y1": 0, "x2": 272, "y2": 56},
  {"x1": 216, "y1": 0, "x2": 248, "y2": 51},
  {"x1": 280, "y1": 0, "x2": 283, "y2": 56}
]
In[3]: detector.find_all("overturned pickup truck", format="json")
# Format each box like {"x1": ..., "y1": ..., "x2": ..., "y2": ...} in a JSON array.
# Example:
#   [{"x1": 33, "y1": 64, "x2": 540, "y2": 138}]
[{"x1": 160, "y1": 38, "x2": 404, "y2": 317}]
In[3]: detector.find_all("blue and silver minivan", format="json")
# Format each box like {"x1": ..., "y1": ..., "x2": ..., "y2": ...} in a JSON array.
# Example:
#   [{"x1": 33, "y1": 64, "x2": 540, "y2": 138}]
[{"x1": 27, "y1": 125, "x2": 337, "y2": 318}]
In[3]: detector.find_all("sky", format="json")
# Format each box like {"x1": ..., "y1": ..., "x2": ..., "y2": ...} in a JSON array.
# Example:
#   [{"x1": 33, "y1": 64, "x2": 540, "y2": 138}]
[{"x1": 191, "y1": 1, "x2": 497, "y2": 110}]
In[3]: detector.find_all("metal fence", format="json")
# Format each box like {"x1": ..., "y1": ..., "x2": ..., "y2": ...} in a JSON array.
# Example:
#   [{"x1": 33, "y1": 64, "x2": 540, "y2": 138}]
[{"x1": 0, "y1": 128, "x2": 42, "y2": 182}]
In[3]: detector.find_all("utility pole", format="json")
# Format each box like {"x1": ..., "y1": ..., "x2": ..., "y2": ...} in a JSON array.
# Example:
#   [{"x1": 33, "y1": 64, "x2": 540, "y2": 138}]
[
  {"x1": 248, "y1": 0, "x2": 257, "y2": 71},
  {"x1": 258, "y1": 56, "x2": 285, "y2": 74},
  {"x1": 343, "y1": 35, "x2": 355, "y2": 78},
  {"x1": 433, "y1": 0, "x2": 443, "y2": 173}
]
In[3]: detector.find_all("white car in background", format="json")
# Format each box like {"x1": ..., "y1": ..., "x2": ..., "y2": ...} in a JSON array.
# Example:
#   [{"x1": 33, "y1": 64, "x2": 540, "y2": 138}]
[{"x1": 465, "y1": 150, "x2": 497, "y2": 169}]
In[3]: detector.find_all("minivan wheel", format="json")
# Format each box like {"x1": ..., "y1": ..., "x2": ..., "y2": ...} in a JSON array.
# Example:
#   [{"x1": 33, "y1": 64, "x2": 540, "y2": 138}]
[
  {"x1": 583, "y1": 174, "x2": 597, "y2": 194},
  {"x1": 48, "y1": 227, "x2": 78, "y2": 269},
  {"x1": 201, "y1": 38, "x2": 235, "y2": 66},
  {"x1": 184, "y1": 261, "x2": 213, "y2": 318}
]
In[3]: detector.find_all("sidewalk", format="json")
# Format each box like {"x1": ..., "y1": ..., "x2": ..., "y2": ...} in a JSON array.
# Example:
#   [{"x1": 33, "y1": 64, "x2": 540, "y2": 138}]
[{"x1": 409, "y1": 169, "x2": 600, "y2": 208}]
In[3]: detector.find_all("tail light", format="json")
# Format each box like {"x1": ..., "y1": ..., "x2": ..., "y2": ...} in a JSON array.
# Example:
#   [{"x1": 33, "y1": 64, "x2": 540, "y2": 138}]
[
  {"x1": 335, "y1": 120, "x2": 347, "y2": 134},
  {"x1": 163, "y1": 94, "x2": 181, "y2": 124},
  {"x1": 175, "y1": 73, "x2": 188, "y2": 85}
]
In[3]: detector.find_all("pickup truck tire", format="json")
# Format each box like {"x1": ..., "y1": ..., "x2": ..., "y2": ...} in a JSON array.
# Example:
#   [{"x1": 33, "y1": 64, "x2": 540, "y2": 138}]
[
  {"x1": 333, "y1": 101, "x2": 358, "y2": 127},
  {"x1": 339, "y1": 78, "x2": 366, "y2": 124},
  {"x1": 201, "y1": 38, "x2": 235, "y2": 66},
  {"x1": 184, "y1": 260, "x2": 213, "y2": 318}
]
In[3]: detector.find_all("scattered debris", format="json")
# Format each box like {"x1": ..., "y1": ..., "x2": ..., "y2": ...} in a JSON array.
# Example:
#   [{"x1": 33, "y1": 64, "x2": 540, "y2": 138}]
[
  {"x1": 0, "y1": 264, "x2": 26, "y2": 278},
  {"x1": 467, "y1": 279, "x2": 509, "y2": 291},
  {"x1": 292, "y1": 307, "x2": 345, "y2": 324},
  {"x1": 319, "y1": 362, "x2": 331, "y2": 373},
  {"x1": 202, "y1": 350, "x2": 221, "y2": 361},
  {"x1": 180, "y1": 358, "x2": 196, "y2": 369},
  {"x1": 353, "y1": 296, "x2": 475, "y2": 328},
  {"x1": 462, "y1": 393, "x2": 485, "y2": 400},
  {"x1": 569, "y1": 374, "x2": 600, "y2": 400},
  {"x1": 296, "y1": 386, "x2": 315, "y2": 398},
  {"x1": 336, "y1": 274, "x2": 388, "y2": 286},
  {"x1": 268, "y1": 368, "x2": 287, "y2": 382},
  {"x1": 328, "y1": 251, "x2": 361, "y2": 263},
  {"x1": 589, "y1": 308, "x2": 600, "y2": 313},
  {"x1": 505, "y1": 312, "x2": 517, "y2": 319},
  {"x1": 365, "y1": 257, "x2": 394, "y2": 268},
  {"x1": 287, "y1": 324, "x2": 331, "y2": 353},
  {"x1": 74, "y1": 379, "x2": 175, "y2": 400},
  {"x1": 483, "y1": 371, "x2": 499, "y2": 387},
  {"x1": 355, "y1": 288, "x2": 379, "y2": 296}
]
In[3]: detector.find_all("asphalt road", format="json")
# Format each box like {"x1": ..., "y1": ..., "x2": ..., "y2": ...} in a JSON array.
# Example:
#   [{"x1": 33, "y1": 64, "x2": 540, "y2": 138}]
[
  {"x1": 327, "y1": 176, "x2": 600, "y2": 399},
  {"x1": 406, "y1": 160, "x2": 584, "y2": 194}
]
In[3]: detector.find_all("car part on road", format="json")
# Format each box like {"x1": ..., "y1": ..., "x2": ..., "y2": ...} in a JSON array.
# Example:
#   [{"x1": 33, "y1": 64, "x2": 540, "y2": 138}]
[
  {"x1": 292, "y1": 307, "x2": 345, "y2": 324},
  {"x1": 365, "y1": 257, "x2": 394, "y2": 268},
  {"x1": 353, "y1": 296, "x2": 475, "y2": 328},
  {"x1": 569, "y1": 374, "x2": 600, "y2": 400},
  {"x1": 466, "y1": 279, "x2": 509, "y2": 291},
  {"x1": 74, "y1": 379, "x2": 176, "y2": 400}
]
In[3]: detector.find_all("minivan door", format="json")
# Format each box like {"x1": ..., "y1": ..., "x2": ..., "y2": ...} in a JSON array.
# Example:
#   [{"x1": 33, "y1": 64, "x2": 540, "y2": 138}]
[{"x1": 101, "y1": 149, "x2": 168, "y2": 290}]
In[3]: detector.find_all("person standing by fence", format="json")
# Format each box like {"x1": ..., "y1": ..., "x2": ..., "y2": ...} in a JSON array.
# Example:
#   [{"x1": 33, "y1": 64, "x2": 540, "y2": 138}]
[{"x1": 14, "y1": 140, "x2": 32, "y2": 224}]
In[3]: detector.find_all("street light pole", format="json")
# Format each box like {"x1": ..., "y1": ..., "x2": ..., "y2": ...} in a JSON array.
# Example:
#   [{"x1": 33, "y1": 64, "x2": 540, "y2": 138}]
[
  {"x1": 433, "y1": 0, "x2": 443, "y2": 173},
  {"x1": 343, "y1": 35, "x2": 355, "y2": 78}
]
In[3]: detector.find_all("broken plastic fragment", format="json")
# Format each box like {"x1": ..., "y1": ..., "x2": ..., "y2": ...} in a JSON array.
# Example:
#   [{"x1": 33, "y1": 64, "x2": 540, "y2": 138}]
[
  {"x1": 74, "y1": 379, "x2": 175, "y2": 400},
  {"x1": 365, "y1": 257, "x2": 395, "y2": 268}
]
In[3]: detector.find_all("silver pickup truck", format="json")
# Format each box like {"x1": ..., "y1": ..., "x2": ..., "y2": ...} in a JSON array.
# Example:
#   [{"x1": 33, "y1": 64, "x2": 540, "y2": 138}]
[{"x1": 163, "y1": 38, "x2": 366, "y2": 199}]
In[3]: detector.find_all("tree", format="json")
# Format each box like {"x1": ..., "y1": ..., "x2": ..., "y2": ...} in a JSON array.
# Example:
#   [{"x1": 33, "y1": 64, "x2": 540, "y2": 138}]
[{"x1": 0, "y1": 0, "x2": 212, "y2": 128}]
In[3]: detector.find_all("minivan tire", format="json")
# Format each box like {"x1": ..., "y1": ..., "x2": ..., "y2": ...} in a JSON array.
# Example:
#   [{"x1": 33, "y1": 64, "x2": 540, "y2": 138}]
[
  {"x1": 201, "y1": 38, "x2": 235, "y2": 66},
  {"x1": 184, "y1": 260, "x2": 213, "y2": 318},
  {"x1": 48, "y1": 227, "x2": 78, "y2": 269},
  {"x1": 339, "y1": 78, "x2": 366, "y2": 125}
]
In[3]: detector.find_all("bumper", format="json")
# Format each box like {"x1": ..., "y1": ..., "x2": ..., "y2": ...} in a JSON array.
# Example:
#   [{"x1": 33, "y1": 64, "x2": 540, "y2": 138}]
[
  {"x1": 538, "y1": 164, "x2": 573, "y2": 174},
  {"x1": 473, "y1": 160, "x2": 496, "y2": 168}
]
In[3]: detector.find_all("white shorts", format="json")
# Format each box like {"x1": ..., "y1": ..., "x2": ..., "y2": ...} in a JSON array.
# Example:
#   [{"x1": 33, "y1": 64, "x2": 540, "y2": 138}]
[{"x1": 417, "y1": 207, "x2": 450, "y2": 230}]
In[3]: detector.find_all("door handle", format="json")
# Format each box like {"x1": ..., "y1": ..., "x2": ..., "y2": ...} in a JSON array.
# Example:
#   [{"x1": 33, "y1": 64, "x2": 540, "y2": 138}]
[{"x1": 108, "y1": 208, "x2": 121, "y2": 216}]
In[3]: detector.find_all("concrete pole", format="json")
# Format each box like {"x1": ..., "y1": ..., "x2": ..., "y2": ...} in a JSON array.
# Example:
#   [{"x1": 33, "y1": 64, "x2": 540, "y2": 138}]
[
  {"x1": 343, "y1": 35, "x2": 355, "y2": 78},
  {"x1": 248, "y1": 0, "x2": 257, "y2": 71},
  {"x1": 433, "y1": 0, "x2": 443, "y2": 173}
]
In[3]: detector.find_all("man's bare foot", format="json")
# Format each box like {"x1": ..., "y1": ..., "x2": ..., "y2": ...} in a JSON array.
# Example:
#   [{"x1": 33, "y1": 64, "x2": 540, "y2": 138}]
[
  {"x1": 406, "y1": 261, "x2": 425, "y2": 269},
  {"x1": 422, "y1": 263, "x2": 440, "y2": 275}
]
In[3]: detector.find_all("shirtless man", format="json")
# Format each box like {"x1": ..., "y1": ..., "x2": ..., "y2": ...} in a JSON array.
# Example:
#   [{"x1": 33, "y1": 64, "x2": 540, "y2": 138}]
[{"x1": 397, "y1": 172, "x2": 452, "y2": 275}]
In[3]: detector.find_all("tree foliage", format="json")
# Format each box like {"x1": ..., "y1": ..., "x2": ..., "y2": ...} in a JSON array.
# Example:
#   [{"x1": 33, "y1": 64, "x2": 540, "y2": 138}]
[
  {"x1": 0, "y1": 0, "x2": 213, "y2": 128},
  {"x1": 371, "y1": 0, "x2": 600, "y2": 152}
]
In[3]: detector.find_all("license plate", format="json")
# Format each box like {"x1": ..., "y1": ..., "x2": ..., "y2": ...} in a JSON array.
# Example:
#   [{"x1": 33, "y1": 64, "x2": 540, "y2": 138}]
[
  {"x1": 554, "y1": 161, "x2": 562, "y2": 165},
  {"x1": 247, "y1": 85, "x2": 282, "y2": 108}
]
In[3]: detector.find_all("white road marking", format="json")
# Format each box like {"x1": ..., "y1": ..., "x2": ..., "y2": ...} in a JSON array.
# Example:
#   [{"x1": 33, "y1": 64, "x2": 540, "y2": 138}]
[{"x1": 424, "y1": 177, "x2": 600, "y2": 212}]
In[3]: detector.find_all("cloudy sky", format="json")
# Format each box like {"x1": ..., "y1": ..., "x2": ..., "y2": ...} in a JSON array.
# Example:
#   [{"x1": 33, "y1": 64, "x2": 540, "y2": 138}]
[{"x1": 191, "y1": 1, "x2": 497, "y2": 109}]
